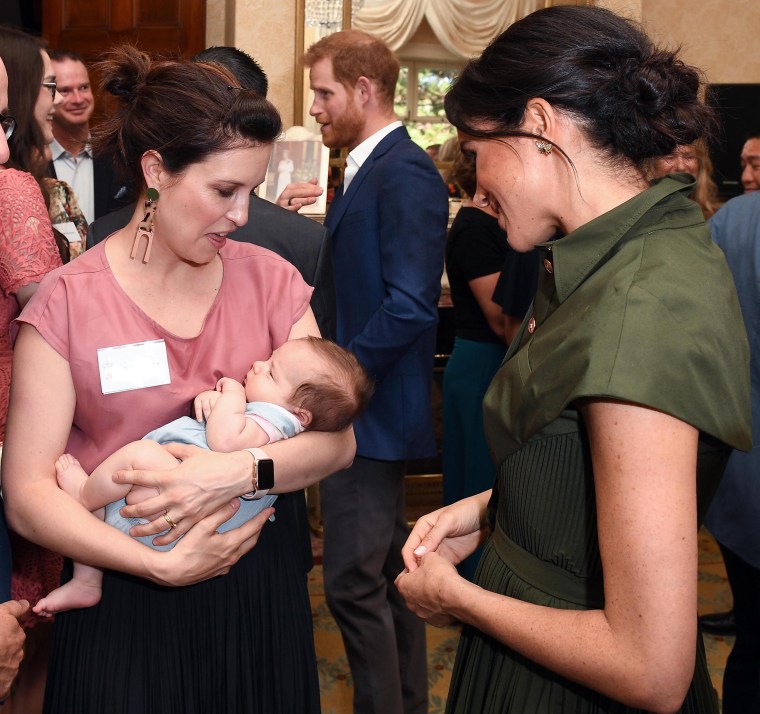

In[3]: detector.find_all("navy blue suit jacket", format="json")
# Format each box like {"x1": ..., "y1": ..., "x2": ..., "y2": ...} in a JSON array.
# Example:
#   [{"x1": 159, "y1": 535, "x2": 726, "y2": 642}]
[{"x1": 326, "y1": 126, "x2": 448, "y2": 460}]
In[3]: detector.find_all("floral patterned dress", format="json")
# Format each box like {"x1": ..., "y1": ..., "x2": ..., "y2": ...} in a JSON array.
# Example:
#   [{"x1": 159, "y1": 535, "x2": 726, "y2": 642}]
[
  {"x1": 0, "y1": 168, "x2": 64, "y2": 622},
  {"x1": 45, "y1": 177, "x2": 88, "y2": 259}
]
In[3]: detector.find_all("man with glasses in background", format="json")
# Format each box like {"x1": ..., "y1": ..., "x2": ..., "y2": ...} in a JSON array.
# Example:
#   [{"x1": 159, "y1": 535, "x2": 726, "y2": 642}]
[{"x1": 48, "y1": 50, "x2": 127, "y2": 222}]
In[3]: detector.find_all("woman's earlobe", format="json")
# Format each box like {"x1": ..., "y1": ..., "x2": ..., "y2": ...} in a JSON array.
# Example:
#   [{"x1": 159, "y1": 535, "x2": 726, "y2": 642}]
[
  {"x1": 523, "y1": 97, "x2": 553, "y2": 138},
  {"x1": 140, "y1": 149, "x2": 166, "y2": 188}
]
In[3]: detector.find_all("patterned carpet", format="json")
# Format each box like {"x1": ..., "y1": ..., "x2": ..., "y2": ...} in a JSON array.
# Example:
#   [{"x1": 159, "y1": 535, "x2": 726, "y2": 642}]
[
  {"x1": 698, "y1": 527, "x2": 735, "y2": 705},
  {"x1": 310, "y1": 527, "x2": 734, "y2": 713}
]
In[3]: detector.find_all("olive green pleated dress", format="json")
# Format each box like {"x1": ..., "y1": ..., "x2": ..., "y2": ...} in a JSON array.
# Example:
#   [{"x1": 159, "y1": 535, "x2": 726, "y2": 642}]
[{"x1": 446, "y1": 175, "x2": 752, "y2": 714}]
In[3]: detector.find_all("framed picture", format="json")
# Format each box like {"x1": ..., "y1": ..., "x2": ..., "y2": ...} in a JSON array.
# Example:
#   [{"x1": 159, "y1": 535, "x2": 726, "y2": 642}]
[{"x1": 259, "y1": 126, "x2": 330, "y2": 215}]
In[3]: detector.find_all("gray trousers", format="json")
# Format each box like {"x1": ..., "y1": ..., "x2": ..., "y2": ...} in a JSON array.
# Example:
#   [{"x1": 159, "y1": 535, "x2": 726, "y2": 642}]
[{"x1": 320, "y1": 456, "x2": 428, "y2": 714}]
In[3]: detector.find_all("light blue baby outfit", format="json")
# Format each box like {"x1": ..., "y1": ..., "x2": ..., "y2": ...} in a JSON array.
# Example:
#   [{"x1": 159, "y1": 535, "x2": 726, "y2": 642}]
[{"x1": 104, "y1": 401, "x2": 303, "y2": 551}]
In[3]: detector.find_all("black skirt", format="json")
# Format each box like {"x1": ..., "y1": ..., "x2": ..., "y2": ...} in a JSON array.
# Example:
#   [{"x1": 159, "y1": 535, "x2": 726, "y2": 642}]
[{"x1": 43, "y1": 493, "x2": 320, "y2": 714}]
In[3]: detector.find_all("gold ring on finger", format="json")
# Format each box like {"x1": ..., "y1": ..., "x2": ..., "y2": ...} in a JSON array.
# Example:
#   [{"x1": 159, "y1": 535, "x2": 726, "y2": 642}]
[{"x1": 164, "y1": 513, "x2": 178, "y2": 530}]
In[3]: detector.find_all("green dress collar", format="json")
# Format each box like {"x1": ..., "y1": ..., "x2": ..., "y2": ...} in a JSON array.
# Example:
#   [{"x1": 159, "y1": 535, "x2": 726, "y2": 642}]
[{"x1": 486, "y1": 174, "x2": 751, "y2": 464}]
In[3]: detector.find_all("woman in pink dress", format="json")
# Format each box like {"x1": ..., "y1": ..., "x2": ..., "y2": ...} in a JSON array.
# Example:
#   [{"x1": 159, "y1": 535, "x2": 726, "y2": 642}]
[
  {"x1": 0, "y1": 27, "x2": 64, "y2": 432},
  {"x1": 0, "y1": 52, "x2": 34, "y2": 703},
  {"x1": 0, "y1": 26, "x2": 66, "y2": 714},
  {"x1": 3, "y1": 46, "x2": 354, "y2": 713}
]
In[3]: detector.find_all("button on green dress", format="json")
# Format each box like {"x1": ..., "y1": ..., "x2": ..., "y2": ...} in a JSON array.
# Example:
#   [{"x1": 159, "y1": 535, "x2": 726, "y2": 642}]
[{"x1": 446, "y1": 175, "x2": 752, "y2": 714}]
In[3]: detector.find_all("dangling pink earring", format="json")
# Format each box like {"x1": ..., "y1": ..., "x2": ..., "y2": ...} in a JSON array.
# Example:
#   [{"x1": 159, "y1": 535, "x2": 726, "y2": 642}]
[{"x1": 131, "y1": 187, "x2": 159, "y2": 263}]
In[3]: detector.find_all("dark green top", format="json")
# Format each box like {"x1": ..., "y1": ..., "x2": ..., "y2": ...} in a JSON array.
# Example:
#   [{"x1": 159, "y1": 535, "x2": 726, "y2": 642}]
[
  {"x1": 446, "y1": 176, "x2": 751, "y2": 714},
  {"x1": 486, "y1": 174, "x2": 750, "y2": 461}
]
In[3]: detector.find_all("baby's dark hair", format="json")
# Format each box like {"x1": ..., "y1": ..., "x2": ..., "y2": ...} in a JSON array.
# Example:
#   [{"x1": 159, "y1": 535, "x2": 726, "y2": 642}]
[
  {"x1": 445, "y1": 6, "x2": 716, "y2": 170},
  {"x1": 291, "y1": 337, "x2": 374, "y2": 432}
]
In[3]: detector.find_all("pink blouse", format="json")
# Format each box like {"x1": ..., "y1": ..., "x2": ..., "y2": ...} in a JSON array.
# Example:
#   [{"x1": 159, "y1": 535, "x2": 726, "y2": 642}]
[{"x1": 16, "y1": 239, "x2": 312, "y2": 472}]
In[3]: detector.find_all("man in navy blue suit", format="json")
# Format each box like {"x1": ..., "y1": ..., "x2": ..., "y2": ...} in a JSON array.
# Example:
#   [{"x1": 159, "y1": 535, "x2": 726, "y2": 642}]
[{"x1": 300, "y1": 30, "x2": 448, "y2": 714}]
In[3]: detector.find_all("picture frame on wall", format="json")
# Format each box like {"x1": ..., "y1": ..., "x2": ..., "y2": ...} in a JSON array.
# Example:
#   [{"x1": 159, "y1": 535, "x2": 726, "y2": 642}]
[{"x1": 259, "y1": 126, "x2": 330, "y2": 215}]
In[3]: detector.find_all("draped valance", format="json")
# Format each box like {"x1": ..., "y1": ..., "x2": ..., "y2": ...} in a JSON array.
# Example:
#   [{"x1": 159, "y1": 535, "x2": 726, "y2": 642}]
[{"x1": 353, "y1": 0, "x2": 542, "y2": 59}]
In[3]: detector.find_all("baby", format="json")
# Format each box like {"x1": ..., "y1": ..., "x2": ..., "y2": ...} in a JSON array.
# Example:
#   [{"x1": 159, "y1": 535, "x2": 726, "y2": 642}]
[{"x1": 35, "y1": 336, "x2": 373, "y2": 615}]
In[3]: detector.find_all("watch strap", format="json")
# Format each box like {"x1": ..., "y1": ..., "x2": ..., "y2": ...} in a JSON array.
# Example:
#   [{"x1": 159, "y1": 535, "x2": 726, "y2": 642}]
[{"x1": 240, "y1": 448, "x2": 271, "y2": 501}]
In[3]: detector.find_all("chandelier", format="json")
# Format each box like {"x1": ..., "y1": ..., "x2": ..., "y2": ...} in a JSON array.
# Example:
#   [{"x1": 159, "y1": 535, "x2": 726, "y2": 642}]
[{"x1": 305, "y1": 0, "x2": 364, "y2": 31}]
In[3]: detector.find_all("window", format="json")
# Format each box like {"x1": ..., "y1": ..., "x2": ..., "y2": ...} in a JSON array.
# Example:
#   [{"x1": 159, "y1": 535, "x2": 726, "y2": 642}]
[{"x1": 395, "y1": 61, "x2": 461, "y2": 149}]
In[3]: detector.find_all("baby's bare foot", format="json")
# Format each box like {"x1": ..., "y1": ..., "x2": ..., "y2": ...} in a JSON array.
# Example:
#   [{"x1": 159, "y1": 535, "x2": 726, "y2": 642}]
[
  {"x1": 33, "y1": 579, "x2": 102, "y2": 616},
  {"x1": 55, "y1": 453, "x2": 89, "y2": 499}
]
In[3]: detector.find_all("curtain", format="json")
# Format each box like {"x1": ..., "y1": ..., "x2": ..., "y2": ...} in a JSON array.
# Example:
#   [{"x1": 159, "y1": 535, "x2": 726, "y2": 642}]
[{"x1": 353, "y1": 0, "x2": 543, "y2": 58}]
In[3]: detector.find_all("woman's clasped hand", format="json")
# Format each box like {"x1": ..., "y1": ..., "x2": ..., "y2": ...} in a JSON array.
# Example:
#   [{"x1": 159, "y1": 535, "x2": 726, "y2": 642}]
[{"x1": 396, "y1": 493, "x2": 490, "y2": 628}]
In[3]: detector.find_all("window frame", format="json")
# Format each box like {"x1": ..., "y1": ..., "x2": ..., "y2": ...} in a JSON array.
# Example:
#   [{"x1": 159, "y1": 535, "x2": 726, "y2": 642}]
[{"x1": 397, "y1": 60, "x2": 463, "y2": 124}]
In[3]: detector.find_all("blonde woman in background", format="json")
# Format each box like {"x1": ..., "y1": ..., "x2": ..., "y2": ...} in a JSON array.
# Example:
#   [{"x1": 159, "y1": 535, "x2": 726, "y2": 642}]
[{"x1": 649, "y1": 139, "x2": 722, "y2": 219}]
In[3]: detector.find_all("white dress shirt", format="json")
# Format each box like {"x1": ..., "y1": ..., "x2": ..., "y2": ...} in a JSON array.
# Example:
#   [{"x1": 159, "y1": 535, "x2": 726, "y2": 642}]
[{"x1": 343, "y1": 121, "x2": 402, "y2": 193}]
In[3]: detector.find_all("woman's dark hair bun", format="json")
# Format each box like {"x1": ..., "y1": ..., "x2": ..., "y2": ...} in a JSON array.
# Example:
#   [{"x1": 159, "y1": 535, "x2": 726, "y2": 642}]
[
  {"x1": 445, "y1": 6, "x2": 716, "y2": 168},
  {"x1": 92, "y1": 45, "x2": 281, "y2": 195},
  {"x1": 98, "y1": 45, "x2": 150, "y2": 103},
  {"x1": 597, "y1": 48, "x2": 707, "y2": 160}
]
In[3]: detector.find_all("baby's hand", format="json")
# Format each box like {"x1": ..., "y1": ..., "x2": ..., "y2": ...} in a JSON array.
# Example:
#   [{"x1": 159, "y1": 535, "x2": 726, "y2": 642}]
[
  {"x1": 194, "y1": 390, "x2": 220, "y2": 421},
  {"x1": 216, "y1": 377, "x2": 245, "y2": 396}
]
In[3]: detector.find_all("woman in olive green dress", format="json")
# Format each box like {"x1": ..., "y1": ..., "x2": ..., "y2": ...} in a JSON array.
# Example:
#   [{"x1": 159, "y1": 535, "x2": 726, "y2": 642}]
[{"x1": 396, "y1": 6, "x2": 751, "y2": 714}]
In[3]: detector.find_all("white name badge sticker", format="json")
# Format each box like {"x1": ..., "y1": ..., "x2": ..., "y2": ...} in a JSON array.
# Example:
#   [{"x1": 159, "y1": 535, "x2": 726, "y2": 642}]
[
  {"x1": 98, "y1": 339, "x2": 171, "y2": 395},
  {"x1": 56, "y1": 221, "x2": 81, "y2": 244}
]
